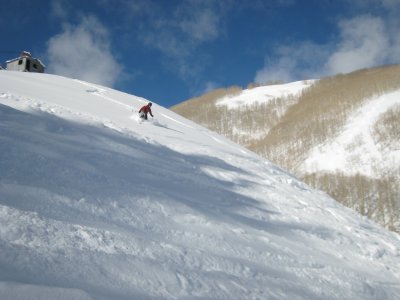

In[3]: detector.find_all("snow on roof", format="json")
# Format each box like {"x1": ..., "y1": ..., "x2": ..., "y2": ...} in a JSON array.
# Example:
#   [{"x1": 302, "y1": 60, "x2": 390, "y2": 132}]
[
  {"x1": 6, "y1": 56, "x2": 45, "y2": 67},
  {"x1": 20, "y1": 51, "x2": 32, "y2": 57},
  {"x1": 5, "y1": 57, "x2": 21, "y2": 63},
  {"x1": 36, "y1": 58, "x2": 46, "y2": 68}
]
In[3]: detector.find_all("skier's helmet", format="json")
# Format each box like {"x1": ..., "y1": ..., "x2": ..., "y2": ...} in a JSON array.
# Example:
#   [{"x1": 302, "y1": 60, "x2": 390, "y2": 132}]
[{"x1": 148, "y1": 102, "x2": 152, "y2": 106}]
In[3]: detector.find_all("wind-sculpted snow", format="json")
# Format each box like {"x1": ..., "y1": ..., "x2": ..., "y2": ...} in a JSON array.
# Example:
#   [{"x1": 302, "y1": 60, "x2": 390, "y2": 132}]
[{"x1": 0, "y1": 71, "x2": 399, "y2": 299}]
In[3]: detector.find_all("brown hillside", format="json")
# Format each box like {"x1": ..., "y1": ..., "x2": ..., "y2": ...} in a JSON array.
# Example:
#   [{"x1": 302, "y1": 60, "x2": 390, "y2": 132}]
[{"x1": 171, "y1": 64, "x2": 400, "y2": 233}]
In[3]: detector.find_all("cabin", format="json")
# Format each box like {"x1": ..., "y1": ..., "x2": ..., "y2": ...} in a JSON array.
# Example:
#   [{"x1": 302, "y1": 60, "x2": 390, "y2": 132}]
[{"x1": 6, "y1": 51, "x2": 45, "y2": 73}]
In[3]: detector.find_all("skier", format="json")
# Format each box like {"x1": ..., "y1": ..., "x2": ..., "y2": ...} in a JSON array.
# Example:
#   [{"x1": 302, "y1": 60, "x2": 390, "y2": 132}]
[{"x1": 138, "y1": 102, "x2": 154, "y2": 120}]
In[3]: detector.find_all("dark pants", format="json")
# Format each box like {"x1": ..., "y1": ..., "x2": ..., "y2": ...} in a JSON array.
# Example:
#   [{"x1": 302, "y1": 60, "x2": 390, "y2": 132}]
[{"x1": 140, "y1": 112, "x2": 148, "y2": 120}]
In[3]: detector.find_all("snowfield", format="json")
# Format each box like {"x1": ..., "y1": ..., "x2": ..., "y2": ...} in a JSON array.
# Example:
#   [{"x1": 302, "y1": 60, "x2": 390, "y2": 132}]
[
  {"x1": 0, "y1": 71, "x2": 399, "y2": 300},
  {"x1": 216, "y1": 80, "x2": 315, "y2": 109},
  {"x1": 299, "y1": 90, "x2": 400, "y2": 177}
]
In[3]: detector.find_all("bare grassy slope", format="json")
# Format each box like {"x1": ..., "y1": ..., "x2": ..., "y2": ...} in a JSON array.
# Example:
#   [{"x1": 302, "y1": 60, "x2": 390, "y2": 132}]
[
  {"x1": 171, "y1": 64, "x2": 400, "y2": 232},
  {"x1": 258, "y1": 65, "x2": 400, "y2": 169},
  {"x1": 171, "y1": 84, "x2": 302, "y2": 146}
]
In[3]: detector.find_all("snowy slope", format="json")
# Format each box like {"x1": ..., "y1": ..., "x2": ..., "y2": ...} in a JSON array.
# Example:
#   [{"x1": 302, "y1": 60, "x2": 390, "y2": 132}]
[
  {"x1": 0, "y1": 71, "x2": 400, "y2": 300},
  {"x1": 216, "y1": 80, "x2": 314, "y2": 109},
  {"x1": 299, "y1": 90, "x2": 400, "y2": 177},
  {"x1": 213, "y1": 78, "x2": 400, "y2": 179}
]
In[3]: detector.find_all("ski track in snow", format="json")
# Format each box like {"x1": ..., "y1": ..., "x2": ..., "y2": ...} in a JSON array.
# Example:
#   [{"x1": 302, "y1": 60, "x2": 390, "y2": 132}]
[
  {"x1": 159, "y1": 113, "x2": 193, "y2": 128},
  {"x1": 74, "y1": 79, "x2": 133, "y2": 111},
  {"x1": 0, "y1": 71, "x2": 400, "y2": 300}
]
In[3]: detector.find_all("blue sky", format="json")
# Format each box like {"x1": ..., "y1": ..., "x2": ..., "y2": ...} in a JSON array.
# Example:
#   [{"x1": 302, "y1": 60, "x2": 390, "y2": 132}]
[{"x1": 1, "y1": 0, "x2": 399, "y2": 107}]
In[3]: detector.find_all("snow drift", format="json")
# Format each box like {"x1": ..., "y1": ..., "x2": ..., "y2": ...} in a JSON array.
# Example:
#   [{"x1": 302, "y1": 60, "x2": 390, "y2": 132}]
[{"x1": 0, "y1": 71, "x2": 399, "y2": 300}]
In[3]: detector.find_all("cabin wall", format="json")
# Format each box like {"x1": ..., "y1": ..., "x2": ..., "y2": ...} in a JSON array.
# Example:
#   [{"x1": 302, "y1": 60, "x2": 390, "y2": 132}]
[{"x1": 6, "y1": 57, "x2": 45, "y2": 73}]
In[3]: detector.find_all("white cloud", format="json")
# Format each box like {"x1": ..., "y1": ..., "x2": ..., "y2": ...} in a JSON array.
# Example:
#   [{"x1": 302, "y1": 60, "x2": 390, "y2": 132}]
[
  {"x1": 50, "y1": 0, "x2": 69, "y2": 20},
  {"x1": 135, "y1": 1, "x2": 227, "y2": 79},
  {"x1": 46, "y1": 16, "x2": 122, "y2": 87},
  {"x1": 381, "y1": 0, "x2": 400, "y2": 7},
  {"x1": 203, "y1": 81, "x2": 220, "y2": 94},
  {"x1": 325, "y1": 15, "x2": 389, "y2": 74},
  {"x1": 255, "y1": 56, "x2": 295, "y2": 84},
  {"x1": 348, "y1": 0, "x2": 400, "y2": 9},
  {"x1": 255, "y1": 9, "x2": 399, "y2": 83},
  {"x1": 178, "y1": 7, "x2": 220, "y2": 42},
  {"x1": 255, "y1": 42, "x2": 328, "y2": 83}
]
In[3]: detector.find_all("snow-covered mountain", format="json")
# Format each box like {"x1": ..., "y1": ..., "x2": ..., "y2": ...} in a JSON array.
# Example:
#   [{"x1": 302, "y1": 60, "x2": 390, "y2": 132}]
[
  {"x1": 172, "y1": 65, "x2": 400, "y2": 233},
  {"x1": 1, "y1": 71, "x2": 400, "y2": 300}
]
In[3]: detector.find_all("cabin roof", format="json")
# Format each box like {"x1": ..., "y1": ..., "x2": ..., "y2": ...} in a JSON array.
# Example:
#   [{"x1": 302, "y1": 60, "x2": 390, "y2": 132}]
[{"x1": 6, "y1": 56, "x2": 46, "y2": 68}]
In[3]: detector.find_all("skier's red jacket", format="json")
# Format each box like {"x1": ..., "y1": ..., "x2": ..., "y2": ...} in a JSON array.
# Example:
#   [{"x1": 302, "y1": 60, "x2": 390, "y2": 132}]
[{"x1": 139, "y1": 104, "x2": 153, "y2": 117}]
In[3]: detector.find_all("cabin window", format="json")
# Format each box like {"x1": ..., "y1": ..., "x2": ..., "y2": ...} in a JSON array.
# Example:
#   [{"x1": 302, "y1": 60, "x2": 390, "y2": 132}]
[
  {"x1": 18, "y1": 60, "x2": 23, "y2": 65},
  {"x1": 26, "y1": 59, "x2": 31, "y2": 70},
  {"x1": 33, "y1": 63, "x2": 38, "y2": 69}
]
